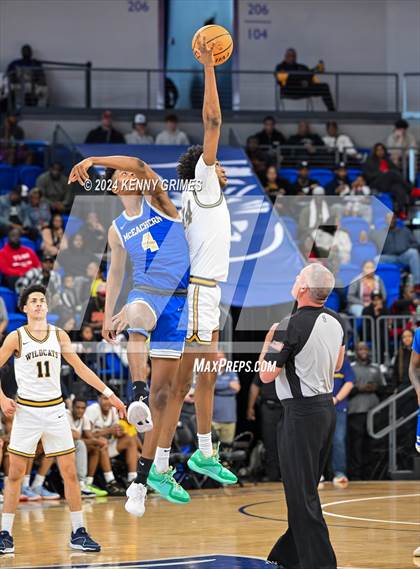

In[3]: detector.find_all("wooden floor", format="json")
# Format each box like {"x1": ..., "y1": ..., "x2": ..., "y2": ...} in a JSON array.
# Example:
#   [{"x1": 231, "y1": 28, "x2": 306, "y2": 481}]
[{"x1": 1, "y1": 481, "x2": 419, "y2": 568}]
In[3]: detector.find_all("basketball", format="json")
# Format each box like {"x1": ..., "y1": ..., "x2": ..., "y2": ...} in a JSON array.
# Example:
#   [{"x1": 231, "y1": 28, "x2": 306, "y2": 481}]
[{"x1": 192, "y1": 24, "x2": 233, "y2": 66}]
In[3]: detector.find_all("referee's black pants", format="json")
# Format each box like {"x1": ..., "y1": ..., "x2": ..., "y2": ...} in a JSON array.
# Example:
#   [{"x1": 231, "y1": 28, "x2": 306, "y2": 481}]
[{"x1": 268, "y1": 394, "x2": 337, "y2": 569}]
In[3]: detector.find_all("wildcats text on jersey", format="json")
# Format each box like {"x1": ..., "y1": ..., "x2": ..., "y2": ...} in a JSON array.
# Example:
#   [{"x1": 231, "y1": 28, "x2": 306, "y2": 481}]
[{"x1": 25, "y1": 349, "x2": 60, "y2": 361}]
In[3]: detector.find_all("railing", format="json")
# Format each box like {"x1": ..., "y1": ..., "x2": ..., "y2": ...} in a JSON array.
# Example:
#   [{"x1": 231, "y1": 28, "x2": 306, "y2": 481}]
[
  {"x1": 367, "y1": 385, "x2": 418, "y2": 475},
  {"x1": 376, "y1": 315, "x2": 415, "y2": 366},
  {"x1": 341, "y1": 315, "x2": 377, "y2": 361},
  {"x1": 403, "y1": 73, "x2": 420, "y2": 120},
  {"x1": 4, "y1": 67, "x2": 400, "y2": 113}
]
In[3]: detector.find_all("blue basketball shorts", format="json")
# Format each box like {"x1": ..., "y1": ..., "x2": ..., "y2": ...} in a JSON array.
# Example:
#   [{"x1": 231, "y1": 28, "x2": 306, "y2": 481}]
[{"x1": 127, "y1": 288, "x2": 187, "y2": 359}]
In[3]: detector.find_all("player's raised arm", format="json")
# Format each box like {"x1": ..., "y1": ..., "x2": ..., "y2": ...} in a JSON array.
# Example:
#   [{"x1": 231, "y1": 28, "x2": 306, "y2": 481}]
[
  {"x1": 102, "y1": 225, "x2": 127, "y2": 344},
  {"x1": 68, "y1": 155, "x2": 179, "y2": 219},
  {"x1": 57, "y1": 329, "x2": 126, "y2": 418},
  {"x1": 196, "y1": 34, "x2": 222, "y2": 165},
  {"x1": 0, "y1": 333, "x2": 19, "y2": 417}
]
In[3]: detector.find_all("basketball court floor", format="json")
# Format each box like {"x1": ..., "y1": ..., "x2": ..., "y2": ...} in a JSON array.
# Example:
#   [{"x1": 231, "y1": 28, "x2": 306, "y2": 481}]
[{"x1": 1, "y1": 481, "x2": 419, "y2": 569}]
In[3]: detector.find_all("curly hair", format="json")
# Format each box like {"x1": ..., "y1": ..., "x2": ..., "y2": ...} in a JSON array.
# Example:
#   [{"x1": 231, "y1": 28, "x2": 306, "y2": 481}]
[
  {"x1": 176, "y1": 145, "x2": 203, "y2": 181},
  {"x1": 19, "y1": 284, "x2": 47, "y2": 311}
]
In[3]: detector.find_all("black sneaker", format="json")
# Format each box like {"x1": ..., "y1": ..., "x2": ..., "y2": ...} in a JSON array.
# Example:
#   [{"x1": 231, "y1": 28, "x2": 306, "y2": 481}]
[
  {"x1": 0, "y1": 531, "x2": 14, "y2": 554},
  {"x1": 105, "y1": 480, "x2": 126, "y2": 496},
  {"x1": 69, "y1": 527, "x2": 100, "y2": 552}
]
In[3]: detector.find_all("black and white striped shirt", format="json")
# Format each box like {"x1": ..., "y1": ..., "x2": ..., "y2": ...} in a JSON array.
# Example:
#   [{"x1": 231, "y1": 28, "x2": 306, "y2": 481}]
[{"x1": 265, "y1": 306, "x2": 345, "y2": 400}]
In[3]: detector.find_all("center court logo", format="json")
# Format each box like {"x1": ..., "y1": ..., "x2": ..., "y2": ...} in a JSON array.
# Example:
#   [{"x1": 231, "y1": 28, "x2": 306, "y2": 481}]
[{"x1": 193, "y1": 358, "x2": 277, "y2": 374}]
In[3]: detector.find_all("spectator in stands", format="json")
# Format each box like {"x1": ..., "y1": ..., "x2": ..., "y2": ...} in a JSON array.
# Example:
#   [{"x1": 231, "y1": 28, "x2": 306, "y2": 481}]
[
  {"x1": 7, "y1": 44, "x2": 48, "y2": 107},
  {"x1": 363, "y1": 143, "x2": 411, "y2": 214},
  {"x1": 0, "y1": 297, "x2": 8, "y2": 346},
  {"x1": 392, "y1": 284, "x2": 418, "y2": 316},
  {"x1": 0, "y1": 228, "x2": 40, "y2": 289},
  {"x1": 85, "y1": 394, "x2": 138, "y2": 495},
  {"x1": 361, "y1": 291, "x2": 390, "y2": 361},
  {"x1": 391, "y1": 329, "x2": 414, "y2": 392},
  {"x1": 298, "y1": 190, "x2": 330, "y2": 247},
  {"x1": 0, "y1": 186, "x2": 29, "y2": 239},
  {"x1": 322, "y1": 121, "x2": 360, "y2": 160},
  {"x1": 331, "y1": 355, "x2": 355, "y2": 485},
  {"x1": 290, "y1": 161, "x2": 320, "y2": 195},
  {"x1": 248, "y1": 373, "x2": 283, "y2": 482},
  {"x1": 125, "y1": 113, "x2": 154, "y2": 145},
  {"x1": 85, "y1": 283, "x2": 106, "y2": 339},
  {"x1": 0, "y1": 112, "x2": 25, "y2": 141},
  {"x1": 287, "y1": 121, "x2": 325, "y2": 161},
  {"x1": 275, "y1": 48, "x2": 335, "y2": 111},
  {"x1": 15, "y1": 254, "x2": 61, "y2": 304},
  {"x1": 314, "y1": 216, "x2": 352, "y2": 266},
  {"x1": 36, "y1": 162, "x2": 73, "y2": 214},
  {"x1": 41, "y1": 213, "x2": 67, "y2": 257},
  {"x1": 24, "y1": 187, "x2": 51, "y2": 236},
  {"x1": 386, "y1": 119, "x2": 417, "y2": 168},
  {"x1": 57, "y1": 233, "x2": 94, "y2": 278},
  {"x1": 67, "y1": 398, "x2": 107, "y2": 498},
  {"x1": 325, "y1": 162, "x2": 352, "y2": 196},
  {"x1": 80, "y1": 212, "x2": 106, "y2": 252},
  {"x1": 378, "y1": 214, "x2": 420, "y2": 288},
  {"x1": 263, "y1": 165, "x2": 291, "y2": 204},
  {"x1": 57, "y1": 275, "x2": 81, "y2": 328},
  {"x1": 155, "y1": 114, "x2": 190, "y2": 145},
  {"x1": 212, "y1": 352, "x2": 240, "y2": 446},
  {"x1": 253, "y1": 116, "x2": 286, "y2": 150},
  {"x1": 71, "y1": 325, "x2": 98, "y2": 397},
  {"x1": 85, "y1": 110, "x2": 125, "y2": 144},
  {"x1": 347, "y1": 261, "x2": 386, "y2": 317},
  {"x1": 348, "y1": 342, "x2": 386, "y2": 479},
  {"x1": 246, "y1": 136, "x2": 268, "y2": 182}
]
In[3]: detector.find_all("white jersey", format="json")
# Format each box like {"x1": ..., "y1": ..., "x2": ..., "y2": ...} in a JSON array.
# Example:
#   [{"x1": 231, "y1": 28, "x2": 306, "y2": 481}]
[
  {"x1": 14, "y1": 325, "x2": 62, "y2": 402},
  {"x1": 182, "y1": 155, "x2": 231, "y2": 282}
]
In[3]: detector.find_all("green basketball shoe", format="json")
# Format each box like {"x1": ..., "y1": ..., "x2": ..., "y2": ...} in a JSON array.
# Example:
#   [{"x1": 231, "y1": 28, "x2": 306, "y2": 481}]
[
  {"x1": 187, "y1": 445, "x2": 238, "y2": 485},
  {"x1": 146, "y1": 465, "x2": 191, "y2": 504}
]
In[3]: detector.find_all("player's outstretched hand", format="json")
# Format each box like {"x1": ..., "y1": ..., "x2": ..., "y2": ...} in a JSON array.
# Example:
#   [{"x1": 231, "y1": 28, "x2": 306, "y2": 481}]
[
  {"x1": 0, "y1": 397, "x2": 17, "y2": 418},
  {"x1": 68, "y1": 158, "x2": 94, "y2": 185},
  {"x1": 195, "y1": 33, "x2": 215, "y2": 66},
  {"x1": 109, "y1": 394, "x2": 127, "y2": 419}
]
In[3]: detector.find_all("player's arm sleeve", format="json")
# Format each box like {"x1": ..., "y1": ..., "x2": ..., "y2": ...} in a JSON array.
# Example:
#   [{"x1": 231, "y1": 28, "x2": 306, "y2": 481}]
[{"x1": 193, "y1": 154, "x2": 223, "y2": 206}]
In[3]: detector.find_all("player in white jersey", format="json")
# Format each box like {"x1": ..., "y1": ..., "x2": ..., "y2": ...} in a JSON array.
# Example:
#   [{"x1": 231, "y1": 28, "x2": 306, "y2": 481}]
[
  {"x1": 115, "y1": 35, "x2": 237, "y2": 517},
  {"x1": 0, "y1": 285, "x2": 126, "y2": 554}
]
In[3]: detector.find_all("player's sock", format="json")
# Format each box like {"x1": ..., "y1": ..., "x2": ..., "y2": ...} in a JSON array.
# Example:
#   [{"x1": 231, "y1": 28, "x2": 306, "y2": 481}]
[
  {"x1": 197, "y1": 432, "x2": 213, "y2": 458},
  {"x1": 104, "y1": 472, "x2": 115, "y2": 484},
  {"x1": 70, "y1": 511, "x2": 84, "y2": 533},
  {"x1": 1, "y1": 514, "x2": 14, "y2": 534},
  {"x1": 23, "y1": 475, "x2": 30, "y2": 487},
  {"x1": 154, "y1": 447, "x2": 171, "y2": 473},
  {"x1": 135, "y1": 457, "x2": 153, "y2": 485},
  {"x1": 127, "y1": 472, "x2": 137, "y2": 482},
  {"x1": 31, "y1": 474, "x2": 45, "y2": 489},
  {"x1": 86, "y1": 477, "x2": 94, "y2": 486},
  {"x1": 132, "y1": 380, "x2": 149, "y2": 403}
]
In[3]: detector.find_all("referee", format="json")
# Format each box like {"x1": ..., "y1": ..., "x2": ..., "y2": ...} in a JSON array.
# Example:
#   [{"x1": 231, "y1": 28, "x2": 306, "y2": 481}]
[{"x1": 259, "y1": 263, "x2": 345, "y2": 569}]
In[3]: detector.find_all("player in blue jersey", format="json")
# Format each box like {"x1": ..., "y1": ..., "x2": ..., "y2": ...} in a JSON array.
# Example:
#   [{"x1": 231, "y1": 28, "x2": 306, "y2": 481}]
[
  {"x1": 408, "y1": 326, "x2": 420, "y2": 558},
  {"x1": 68, "y1": 154, "x2": 192, "y2": 515}
]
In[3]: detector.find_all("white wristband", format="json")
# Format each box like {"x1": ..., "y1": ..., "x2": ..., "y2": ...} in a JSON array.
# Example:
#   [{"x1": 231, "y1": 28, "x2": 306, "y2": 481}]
[{"x1": 102, "y1": 386, "x2": 113, "y2": 398}]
